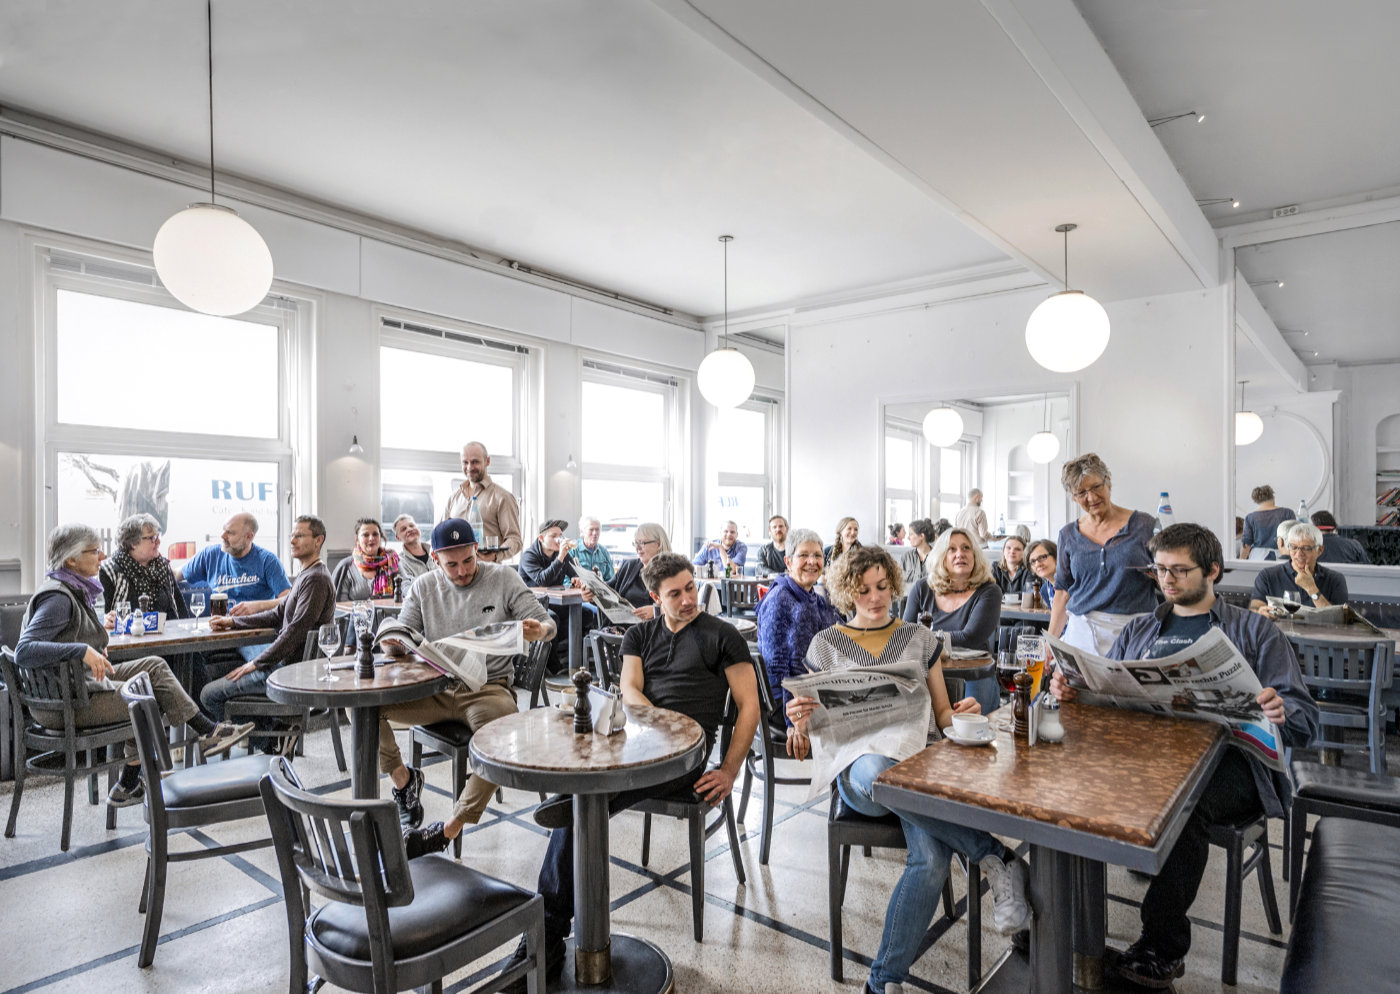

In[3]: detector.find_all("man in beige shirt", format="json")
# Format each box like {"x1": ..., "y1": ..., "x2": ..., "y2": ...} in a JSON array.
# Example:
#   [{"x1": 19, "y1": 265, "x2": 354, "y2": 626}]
[
  {"x1": 954, "y1": 488, "x2": 992, "y2": 547},
  {"x1": 441, "y1": 441, "x2": 523, "y2": 562}
]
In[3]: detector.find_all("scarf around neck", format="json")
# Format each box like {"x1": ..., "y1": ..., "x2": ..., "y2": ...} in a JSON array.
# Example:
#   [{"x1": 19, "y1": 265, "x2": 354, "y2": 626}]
[
  {"x1": 48, "y1": 568, "x2": 104, "y2": 607},
  {"x1": 107, "y1": 549, "x2": 173, "y2": 603},
  {"x1": 353, "y1": 546, "x2": 400, "y2": 597}
]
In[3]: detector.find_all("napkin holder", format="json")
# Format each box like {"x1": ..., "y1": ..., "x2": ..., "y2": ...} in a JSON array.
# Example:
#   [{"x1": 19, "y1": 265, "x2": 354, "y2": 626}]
[
  {"x1": 119, "y1": 612, "x2": 167, "y2": 635},
  {"x1": 588, "y1": 684, "x2": 628, "y2": 735}
]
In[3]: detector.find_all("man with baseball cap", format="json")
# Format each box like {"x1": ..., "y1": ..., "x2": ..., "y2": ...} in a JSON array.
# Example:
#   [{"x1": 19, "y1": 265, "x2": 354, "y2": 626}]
[{"x1": 375, "y1": 517, "x2": 556, "y2": 857}]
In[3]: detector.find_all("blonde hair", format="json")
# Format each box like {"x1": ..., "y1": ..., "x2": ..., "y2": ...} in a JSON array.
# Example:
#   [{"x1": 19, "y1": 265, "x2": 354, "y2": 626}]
[
  {"x1": 926, "y1": 527, "x2": 994, "y2": 595},
  {"x1": 1000, "y1": 535, "x2": 1026, "y2": 571},
  {"x1": 824, "y1": 545, "x2": 904, "y2": 616},
  {"x1": 831, "y1": 516, "x2": 860, "y2": 559},
  {"x1": 633, "y1": 522, "x2": 671, "y2": 553}
]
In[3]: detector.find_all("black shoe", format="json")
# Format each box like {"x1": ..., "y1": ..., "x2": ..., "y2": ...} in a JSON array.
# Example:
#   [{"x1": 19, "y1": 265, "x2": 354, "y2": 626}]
[
  {"x1": 393, "y1": 766, "x2": 425, "y2": 829},
  {"x1": 533, "y1": 794, "x2": 573, "y2": 830},
  {"x1": 402, "y1": 821, "x2": 448, "y2": 860},
  {"x1": 1111, "y1": 939, "x2": 1185, "y2": 990},
  {"x1": 108, "y1": 779, "x2": 145, "y2": 808},
  {"x1": 1011, "y1": 927, "x2": 1030, "y2": 953},
  {"x1": 502, "y1": 934, "x2": 567, "y2": 994}
]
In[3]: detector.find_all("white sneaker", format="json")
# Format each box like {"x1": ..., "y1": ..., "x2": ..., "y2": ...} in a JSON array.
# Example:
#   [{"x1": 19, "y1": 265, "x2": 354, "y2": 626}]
[
  {"x1": 863, "y1": 981, "x2": 904, "y2": 994},
  {"x1": 981, "y1": 853, "x2": 1032, "y2": 934}
]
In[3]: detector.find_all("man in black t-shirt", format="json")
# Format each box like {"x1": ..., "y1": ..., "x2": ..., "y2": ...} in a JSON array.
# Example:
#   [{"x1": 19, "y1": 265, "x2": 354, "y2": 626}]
[{"x1": 505, "y1": 553, "x2": 760, "y2": 990}]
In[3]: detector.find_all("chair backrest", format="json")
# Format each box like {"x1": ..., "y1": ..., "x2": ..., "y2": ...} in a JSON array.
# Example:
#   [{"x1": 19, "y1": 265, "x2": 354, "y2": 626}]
[
  {"x1": 747, "y1": 649, "x2": 777, "y2": 724},
  {"x1": 589, "y1": 631, "x2": 626, "y2": 687},
  {"x1": 993, "y1": 624, "x2": 1036, "y2": 655},
  {"x1": 0, "y1": 603, "x2": 27, "y2": 655},
  {"x1": 1291, "y1": 637, "x2": 1395, "y2": 698},
  {"x1": 0, "y1": 644, "x2": 92, "y2": 715},
  {"x1": 514, "y1": 638, "x2": 556, "y2": 708},
  {"x1": 120, "y1": 672, "x2": 174, "y2": 821},
  {"x1": 729, "y1": 582, "x2": 761, "y2": 612},
  {"x1": 698, "y1": 582, "x2": 722, "y2": 615},
  {"x1": 260, "y1": 754, "x2": 414, "y2": 924}
]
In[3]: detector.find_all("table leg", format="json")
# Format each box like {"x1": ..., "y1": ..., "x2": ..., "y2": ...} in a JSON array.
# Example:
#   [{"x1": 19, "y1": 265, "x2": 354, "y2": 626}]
[
  {"x1": 1029, "y1": 843, "x2": 1074, "y2": 994},
  {"x1": 1073, "y1": 857, "x2": 1106, "y2": 990},
  {"x1": 349, "y1": 705, "x2": 380, "y2": 798},
  {"x1": 568, "y1": 601, "x2": 583, "y2": 674}
]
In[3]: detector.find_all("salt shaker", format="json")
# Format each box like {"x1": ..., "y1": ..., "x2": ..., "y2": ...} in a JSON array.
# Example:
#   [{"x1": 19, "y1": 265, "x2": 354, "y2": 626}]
[{"x1": 1037, "y1": 696, "x2": 1065, "y2": 743}]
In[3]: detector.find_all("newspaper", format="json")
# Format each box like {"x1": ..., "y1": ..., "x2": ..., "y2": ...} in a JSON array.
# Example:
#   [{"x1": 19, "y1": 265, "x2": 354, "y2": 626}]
[
  {"x1": 574, "y1": 569, "x2": 642, "y2": 625},
  {"x1": 376, "y1": 619, "x2": 524, "y2": 692},
  {"x1": 1046, "y1": 627, "x2": 1286, "y2": 771},
  {"x1": 1264, "y1": 598, "x2": 1384, "y2": 633},
  {"x1": 781, "y1": 661, "x2": 933, "y2": 800}
]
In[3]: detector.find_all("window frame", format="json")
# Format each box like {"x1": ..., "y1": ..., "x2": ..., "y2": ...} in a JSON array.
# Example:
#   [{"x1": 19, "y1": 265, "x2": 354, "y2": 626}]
[
  {"x1": 883, "y1": 422, "x2": 923, "y2": 536},
  {"x1": 714, "y1": 393, "x2": 781, "y2": 545},
  {"x1": 35, "y1": 241, "x2": 310, "y2": 570}
]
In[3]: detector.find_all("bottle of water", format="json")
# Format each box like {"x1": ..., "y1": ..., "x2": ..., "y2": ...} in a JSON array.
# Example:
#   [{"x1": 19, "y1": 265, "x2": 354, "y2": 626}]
[
  {"x1": 1154, "y1": 492, "x2": 1175, "y2": 534},
  {"x1": 467, "y1": 495, "x2": 484, "y2": 542},
  {"x1": 997, "y1": 513, "x2": 1006, "y2": 535},
  {"x1": 1297, "y1": 498, "x2": 1307, "y2": 522}
]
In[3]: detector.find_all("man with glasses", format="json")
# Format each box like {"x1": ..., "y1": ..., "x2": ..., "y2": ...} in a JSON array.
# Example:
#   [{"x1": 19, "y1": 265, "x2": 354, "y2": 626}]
[
  {"x1": 1248, "y1": 520, "x2": 1349, "y2": 616},
  {"x1": 1052, "y1": 523, "x2": 1317, "y2": 988}
]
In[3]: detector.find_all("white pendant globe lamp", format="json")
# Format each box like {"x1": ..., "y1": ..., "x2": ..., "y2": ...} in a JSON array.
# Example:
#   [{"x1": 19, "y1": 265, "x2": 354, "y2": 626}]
[
  {"x1": 697, "y1": 234, "x2": 756, "y2": 409},
  {"x1": 922, "y1": 405, "x2": 964, "y2": 448},
  {"x1": 1235, "y1": 380, "x2": 1264, "y2": 446},
  {"x1": 152, "y1": 0, "x2": 273, "y2": 317},
  {"x1": 1027, "y1": 393, "x2": 1061, "y2": 464},
  {"x1": 1025, "y1": 223, "x2": 1110, "y2": 373}
]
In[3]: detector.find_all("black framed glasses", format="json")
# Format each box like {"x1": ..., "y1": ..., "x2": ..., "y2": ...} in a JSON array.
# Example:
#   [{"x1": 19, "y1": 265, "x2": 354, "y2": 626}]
[{"x1": 1146, "y1": 564, "x2": 1203, "y2": 579}]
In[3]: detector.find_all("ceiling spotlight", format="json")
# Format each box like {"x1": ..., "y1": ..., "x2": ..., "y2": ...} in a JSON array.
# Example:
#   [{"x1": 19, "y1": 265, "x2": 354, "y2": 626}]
[
  {"x1": 1197, "y1": 197, "x2": 1240, "y2": 209},
  {"x1": 1148, "y1": 110, "x2": 1205, "y2": 127},
  {"x1": 1247, "y1": 279, "x2": 1285, "y2": 289}
]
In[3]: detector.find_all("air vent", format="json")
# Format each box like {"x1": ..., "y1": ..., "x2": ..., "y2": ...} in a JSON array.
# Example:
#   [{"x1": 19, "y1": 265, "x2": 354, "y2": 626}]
[
  {"x1": 49, "y1": 250, "x2": 158, "y2": 287},
  {"x1": 382, "y1": 317, "x2": 529, "y2": 355},
  {"x1": 582, "y1": 358, "x2": 678, "y2": 388}
]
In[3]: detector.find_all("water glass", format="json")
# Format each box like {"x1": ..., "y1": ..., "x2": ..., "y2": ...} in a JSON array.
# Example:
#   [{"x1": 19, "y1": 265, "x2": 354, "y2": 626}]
[{"x1": 115, "y1": 600, "x2": 131, "y2": 635}]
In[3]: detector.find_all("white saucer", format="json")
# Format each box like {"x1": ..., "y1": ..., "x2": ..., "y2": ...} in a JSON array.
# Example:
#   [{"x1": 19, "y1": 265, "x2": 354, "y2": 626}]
[{"x1": 944, "y1": 727, "x2": 995, "y2": 747}]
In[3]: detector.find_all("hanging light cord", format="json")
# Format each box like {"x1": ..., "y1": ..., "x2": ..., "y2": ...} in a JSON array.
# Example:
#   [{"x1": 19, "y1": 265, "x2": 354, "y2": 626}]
[
  {"x1": 1042, "y1": 392, "x2": 1050, "y2": 432},
  {"x1": 722, "y1": 235, "x2": 730, "y2": 349},
  {"x1": 206, "y1": 0, "x2": 216, "y2": 203},
  {"x1": 1062, "y1": 227, "x2": 1069, "y2": 290}
]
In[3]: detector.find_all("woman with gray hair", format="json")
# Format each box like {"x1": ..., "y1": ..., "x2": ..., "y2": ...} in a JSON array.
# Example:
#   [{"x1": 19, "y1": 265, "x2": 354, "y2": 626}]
[
  {"x1": 16, "y1": 523, "x2": 253, "y2": 807},
  {"x1": 1249, "y1": 520, "x2": 1349, "y2": 614},
  {"x1": 607, "y1": 522, "x2": 672, "y2": 621},
  {"x1": 98, "y1": 513, "x2": 189, "y2": 624},
  {"x1": 1050, "y1": 452, "x2": 1158, "y2": 653}
]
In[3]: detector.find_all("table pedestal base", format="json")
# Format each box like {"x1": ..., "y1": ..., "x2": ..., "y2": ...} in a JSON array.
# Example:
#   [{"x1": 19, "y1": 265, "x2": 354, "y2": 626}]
[
  {"x1": 555, "y1": 934, "x2": 673, "y2": 994},
  {"x1": 350, "y1": 704, "x2": 380, "y2": 798}
]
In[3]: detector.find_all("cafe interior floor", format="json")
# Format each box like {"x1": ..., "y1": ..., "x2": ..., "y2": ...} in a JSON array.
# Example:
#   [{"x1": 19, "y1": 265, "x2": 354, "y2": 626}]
[{"x1": 1, "y1": 718, "x2": 1344, "y2": 994}]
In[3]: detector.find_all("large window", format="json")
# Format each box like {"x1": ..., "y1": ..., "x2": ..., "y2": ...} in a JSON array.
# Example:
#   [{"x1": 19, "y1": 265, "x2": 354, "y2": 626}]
[
  {"x1": 938, "y1": 444, "x2": 972, "y2": 522},
  {"x1": 711, "y1": 397, "x2": 780, "y2": 548},
  {"x1": 884, "y1": 428, "x2": 919, "y2": 537},
  {"x1": 40, "y1": 249, "x2": 304, "y2": 570},
  {"x1": 579, "y1": 359, "x2": 683, "y2": 556},
  {"x1": 378, "y1": 316, "x2": 529, "y2": 535}
]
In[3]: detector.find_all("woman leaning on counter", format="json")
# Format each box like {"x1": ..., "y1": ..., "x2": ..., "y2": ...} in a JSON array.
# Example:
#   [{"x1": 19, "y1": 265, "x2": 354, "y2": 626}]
[{"x1": 1050, "y1": 453, "x2": 1158, "y2": 654}]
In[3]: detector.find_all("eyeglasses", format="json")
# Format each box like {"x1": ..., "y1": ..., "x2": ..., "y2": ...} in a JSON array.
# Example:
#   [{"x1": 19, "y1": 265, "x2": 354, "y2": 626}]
[
  {"x1": 1028, "y1": 553, "x2": 1052, "y2": 566},
  {"x1": 1287, "y1": 544, "x2": 1317, "y2": 554},
  {"x1": 633, "y1": 539, "x2": 658, "y2": 550},
  {"x1": 1070, "y1": 482, "x2": 1108, "y2": 502},
  {"x1": 1149, "y1": 564, "x2": 1202, "y2": 579},
  {"x1": 139, "y1": 534, "x2": 160, "y2": 544}
]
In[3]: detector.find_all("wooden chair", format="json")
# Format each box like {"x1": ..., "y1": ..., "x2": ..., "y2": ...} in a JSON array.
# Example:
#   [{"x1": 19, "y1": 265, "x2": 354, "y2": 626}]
[
  {"x1": 224, "y1": 630, "x2": 346, "y2": 769},
  {"x1": 1207, "y1": 812, "x2": 1282, "y2": 985},
  {"x1": 119, "y1": 672, "x2": 272, "y2": 967},
  {"x1": 735, "y1": 650, "x2": 811, "y2": 865},
  {"x1": 586, "y1": 630, "x2": 626, "y2": 688},
  {"x1": 724, "y1": 580, "x2": 762, "y2": 618},
  {"x1": 2, "y1": 646, "x2": 131, "y2": 851},
  {"x1": 1290, "y1": 635, "x2": 1394, "y2": 773},
  {"x1": 260, "y1": 756, "x2": 546, "y2": 994}
]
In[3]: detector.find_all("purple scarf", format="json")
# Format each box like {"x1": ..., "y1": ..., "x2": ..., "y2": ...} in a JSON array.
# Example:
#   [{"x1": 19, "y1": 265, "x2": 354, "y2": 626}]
[{"x1": 48, "y1": 568, "x2": 104, "y2": 607}]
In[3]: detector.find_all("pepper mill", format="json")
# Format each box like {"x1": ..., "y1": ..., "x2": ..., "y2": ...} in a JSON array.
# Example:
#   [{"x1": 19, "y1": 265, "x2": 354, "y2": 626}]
[
  {"x1": 572, "y1": 669, "x2": 594, "y2": 734},
  {"x1": 356, "y1": 631, "x2": 376, "y2": 680},
  {"x1": 1012, "y1": 671, "x2": 1033, "y2": 738}
]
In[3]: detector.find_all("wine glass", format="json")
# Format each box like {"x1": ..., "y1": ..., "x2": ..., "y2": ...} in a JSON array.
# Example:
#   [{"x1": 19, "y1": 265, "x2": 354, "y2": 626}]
[
  {"x1": 1281, "y1": 590, "x2": 1303, "y2": 616},
  {"x1": 189, "y1": 592, "x2": 206, "y2": 630},
  {"x1": 318, "y1": 623, "x2": 341, "y2": 682},
  {"x1": 114, "y1": 599, "x2": 131, "y2": 635}
]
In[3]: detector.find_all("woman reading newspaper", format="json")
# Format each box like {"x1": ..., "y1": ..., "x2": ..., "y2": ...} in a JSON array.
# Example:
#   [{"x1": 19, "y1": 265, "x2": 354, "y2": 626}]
[{"x1": 786, "y1": 545, "x2": 1031, "y2": 994}]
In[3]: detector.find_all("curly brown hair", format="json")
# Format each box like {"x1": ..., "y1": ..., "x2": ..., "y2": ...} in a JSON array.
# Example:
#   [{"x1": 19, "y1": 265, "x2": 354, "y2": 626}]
[
  {"x1": 824, "y1": 545, "x2": 903, "y2": 615},
  {"x1": 1250, "y1": 485, "x2": 1275, "y2": 504}
]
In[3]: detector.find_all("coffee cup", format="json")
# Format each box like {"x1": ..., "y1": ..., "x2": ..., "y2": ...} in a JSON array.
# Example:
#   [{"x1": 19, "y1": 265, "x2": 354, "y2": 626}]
[
  {"x1": 210, "y1": 592, "x2": 228, "y2": 617},
  {"x1": 950, "y1": 713, "x2": 990, "y2": 738},
  {"x1": 558, "y1": 688, "x2": 577, "y2": 711}
]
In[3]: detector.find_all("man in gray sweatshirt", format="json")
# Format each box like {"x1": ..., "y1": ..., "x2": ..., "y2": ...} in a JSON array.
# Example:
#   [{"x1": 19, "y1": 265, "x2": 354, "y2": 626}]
[{"x1": 377, "y1": 518, "x2": 555, "y2": 857}]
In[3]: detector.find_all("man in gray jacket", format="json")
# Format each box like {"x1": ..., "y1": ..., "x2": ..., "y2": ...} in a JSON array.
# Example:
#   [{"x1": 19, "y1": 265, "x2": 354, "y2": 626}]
[
  {"x1": 377, "y1": 518, "x2": 555, "y2": 857},
  {"x1": 1051, "y1": 522, "x2": 1318, "y2": 988}
]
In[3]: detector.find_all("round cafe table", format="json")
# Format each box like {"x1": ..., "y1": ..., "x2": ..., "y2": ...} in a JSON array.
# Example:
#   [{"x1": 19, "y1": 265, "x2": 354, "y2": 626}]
[
  {"x1": 470, "y1": 705, "x2": 705, "y2": 993},
  {"x1": 266, "y1": 657, "x2": 452, "y2": 798}
]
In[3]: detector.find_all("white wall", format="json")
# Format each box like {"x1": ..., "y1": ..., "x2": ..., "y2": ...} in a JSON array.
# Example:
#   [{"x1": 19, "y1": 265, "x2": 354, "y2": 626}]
[
  {"x1": 789, "y1": 284, "x2": 1231, "y2": 547},
  {"x1": 0, "y1": 136, "x2": 784, "y2": 586},
  {"x1": 1333, "y1": 362, "x2": 1400, "y2": 525},
  {"x1": 976, "y1": 396, "x2": 1072, "y2": 540},
  {"x1": 1233, "y1": 390, "x2": 1337, "y2": 518}
]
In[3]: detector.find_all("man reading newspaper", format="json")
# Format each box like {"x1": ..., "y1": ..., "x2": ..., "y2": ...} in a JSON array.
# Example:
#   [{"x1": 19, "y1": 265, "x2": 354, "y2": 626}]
[
  {"x1": 376, "y1": 518, "x2": 556, "y2": 857},
  {"x1": 1050, "y1": 523, "x2": 1317, "y2": 989}
]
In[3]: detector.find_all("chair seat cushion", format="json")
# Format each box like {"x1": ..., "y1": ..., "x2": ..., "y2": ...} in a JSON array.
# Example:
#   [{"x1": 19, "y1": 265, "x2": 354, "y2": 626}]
[
  {"x1": 829, "y1": 792, "x2": 902, "y2": 828},
  {"x1": 415, "y1": 720, "x2": 473, "y2": 748},
  {"x1": 310, "y1": 855, "x2": 533, "y2": 960},
  {"x1": 1282, "y1": 818, "x2": 1400, "y2": 993},
  {"x1": 1292, "y1": 761, "x2": 1400, "y2": 812},
  {"x1": 162, "y1": 754, "x2": 269, "y2": 807}
]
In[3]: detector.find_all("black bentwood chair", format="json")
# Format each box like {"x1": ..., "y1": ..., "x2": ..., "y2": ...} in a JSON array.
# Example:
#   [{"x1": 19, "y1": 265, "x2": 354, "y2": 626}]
[
  {"x1": 260, "y1": 756, "x2": 546, "y2": 994},
  {"x1": 120, "y1": 673, "x2": 271, "y2": 967}
]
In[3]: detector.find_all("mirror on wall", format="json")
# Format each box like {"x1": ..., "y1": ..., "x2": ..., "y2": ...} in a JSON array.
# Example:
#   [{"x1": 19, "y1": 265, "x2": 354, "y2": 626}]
[{"x1": 881, "y1": 391, "x2": 1073, "y2": 547}]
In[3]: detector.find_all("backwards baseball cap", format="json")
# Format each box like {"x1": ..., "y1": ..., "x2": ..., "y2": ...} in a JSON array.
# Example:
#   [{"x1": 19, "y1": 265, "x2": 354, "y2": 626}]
[{"x1": 430, "y1": 518, "x2": 477, "y2": 551}]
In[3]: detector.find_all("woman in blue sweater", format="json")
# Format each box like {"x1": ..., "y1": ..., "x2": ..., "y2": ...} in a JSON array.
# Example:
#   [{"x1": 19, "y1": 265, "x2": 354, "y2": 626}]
[{"x1": 755, "y1": 528, "x2": 842, "y2": 746}]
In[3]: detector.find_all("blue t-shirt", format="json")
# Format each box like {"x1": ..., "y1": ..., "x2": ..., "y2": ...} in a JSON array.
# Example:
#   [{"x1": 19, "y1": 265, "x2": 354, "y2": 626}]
[
  {"x1": 1243, "y1": 507, "x2": 1295, "y2": 551},
  {"x1": 182, "y1": 544, "x2": 291, "y2": 605},
  {"x1": 1055, "y1": 510, "x2": 1158, "y2": 617}
]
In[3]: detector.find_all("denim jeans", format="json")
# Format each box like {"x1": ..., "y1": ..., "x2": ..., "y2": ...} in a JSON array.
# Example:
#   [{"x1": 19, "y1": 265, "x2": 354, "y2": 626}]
[
  {"x1": 838, "y1": 753, "x2": 1004, "y2": 989},
  {"x1": 198, "y1": 666, "x2": 271, "y2": 721}
]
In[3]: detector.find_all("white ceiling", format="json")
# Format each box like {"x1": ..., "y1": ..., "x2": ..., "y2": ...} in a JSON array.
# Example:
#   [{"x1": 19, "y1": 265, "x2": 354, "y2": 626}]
[{"x1": 1076, "y1": 0, "x2": 1400, "y2": 370}]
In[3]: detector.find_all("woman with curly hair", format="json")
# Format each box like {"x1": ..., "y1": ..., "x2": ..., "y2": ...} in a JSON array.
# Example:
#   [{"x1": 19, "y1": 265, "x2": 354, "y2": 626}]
[
  {"x1": 823, "y1": 516, "x2": 861, "y2": 564},
  {"x1": 900, "y1": 527, "x2": 1002, "y2": 650},
  {"x1": 787, "y1": 545, "x2": 1029, "y2": 994}
]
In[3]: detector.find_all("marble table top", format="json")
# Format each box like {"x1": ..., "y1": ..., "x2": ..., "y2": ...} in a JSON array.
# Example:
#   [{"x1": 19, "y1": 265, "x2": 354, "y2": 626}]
[
  {"x1": 878, "y1": 702, "x2": 1224, "y2": 848},
  {"x1": 266, "y1": 656, "x2": 452, "y2": 709}
]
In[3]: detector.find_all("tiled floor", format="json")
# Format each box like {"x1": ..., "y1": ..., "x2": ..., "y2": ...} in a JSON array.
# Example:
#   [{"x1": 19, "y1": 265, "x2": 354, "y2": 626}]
[{"x1": 1, "y1": 724, "x2": 1299, "y2": 994}]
